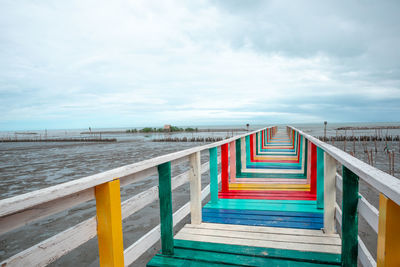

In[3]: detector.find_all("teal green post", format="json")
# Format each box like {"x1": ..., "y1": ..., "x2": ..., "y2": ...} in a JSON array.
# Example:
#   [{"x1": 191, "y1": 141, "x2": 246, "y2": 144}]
[
  {"x1": 316, "y1": 147, "x2": 324, "y2": 209},
  {"x1": 235, "y1": 139, "x2": 241, "y2": 175},
  {"x1": 209, "y1": 147, "x2": 218, "y2": 204},
  {"x1": 157, "y1": 162, "x2": 174, "y2": 255},
  {"x1": 342, "y1": 166, "x2": 359, "y2": 267}
]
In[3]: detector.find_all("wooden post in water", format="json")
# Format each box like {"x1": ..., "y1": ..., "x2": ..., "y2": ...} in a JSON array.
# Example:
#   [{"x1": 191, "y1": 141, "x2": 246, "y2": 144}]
[
  {"x1": 157, "y1": 162, "x2": 174, "y2": 255},
  {"x1": 377, "y1": 193, "x2": 400, "y2": 266},
  {"x1": 95, "y1": 179, "x2": 124, "y2": 267},
  {"x1": 209, "y1": 147, "x2": 218, "y2": 204},
  {"x1": 221, "y1": 143, "x2": 229, "y2": 192},
  {"x1": 189, "y1": 151, "x2": 202, "y2": 224},
  {"x1": 323, "y1": 153, "x2": 336, "y2": 234},
  {"x1": 341, "y1": 166, "x2": 359, "y2": 267}
]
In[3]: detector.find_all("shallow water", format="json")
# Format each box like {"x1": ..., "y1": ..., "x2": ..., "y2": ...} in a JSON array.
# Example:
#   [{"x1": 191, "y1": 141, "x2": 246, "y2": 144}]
[{"x1": 0, "y1": 124, "x2": 399, "y2": 266}]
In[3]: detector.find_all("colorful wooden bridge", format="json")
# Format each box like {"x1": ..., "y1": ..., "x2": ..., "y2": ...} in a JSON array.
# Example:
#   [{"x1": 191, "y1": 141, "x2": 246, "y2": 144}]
[{"x1": 0, "y1": 126, "x2": 399, "y2": 266}]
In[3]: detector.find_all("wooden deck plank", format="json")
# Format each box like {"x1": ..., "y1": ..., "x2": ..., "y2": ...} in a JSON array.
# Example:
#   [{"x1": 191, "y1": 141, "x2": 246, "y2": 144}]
[
  {"x1": 174, "y1": 239, "x2": 341, "y2": 264},
  {"x1": 174, "y1": 232, "x2": 341, "y2": 254},
  {"x1": 185, "y1": 222, "x2": 338, "y2": 237},
  {"x1": 178, "y1": 227, "x2": 340, "y2": 245}
]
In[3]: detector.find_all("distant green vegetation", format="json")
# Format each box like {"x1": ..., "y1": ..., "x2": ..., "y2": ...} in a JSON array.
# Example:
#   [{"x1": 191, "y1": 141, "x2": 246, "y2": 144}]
[{"x1": 126, "y1": 126, "x2": 199, "y2": 133}]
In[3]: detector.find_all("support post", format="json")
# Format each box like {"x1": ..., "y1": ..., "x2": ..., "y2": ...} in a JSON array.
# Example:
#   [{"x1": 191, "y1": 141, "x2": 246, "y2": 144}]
[
  {"x1": 317, "y1": 147, "x2": 324, "y2": 209},
  {"x1": 310, "y1": 143, "x2": 317, "y2": 195},
  {"x1": 221, "y1": 143, "x2": 229, "y2": 192},
  {"x1": 341, "y1": 166, "x2": 359, "y2": 267},
  {"x1": 189, "y1": 151, "x2": 202, "y2": 224},
  {"x1": 95, "y1": 179, "x2": 124, "y2": 267},
  {"x1": 209, "y1": 147, "x2": 218, "y2": 204},
  {"x1": 324, "y1": 153, "x2": 336, "y2": 234},
  {"x1": 240, "y1": 137, "x2": 246, "y2": 169},
  {"x1": 235, "y1": 139, "x2": 242, "y2": 175},
  {"x1": 229, "y1": 141, "x2": 236, "y2": 183},
  {"x1": 377, "y1": 193, "x2": 400, "y2": 266},
  {"x1": 158, "y1": 162, "x2": 174, "y2": 255}
]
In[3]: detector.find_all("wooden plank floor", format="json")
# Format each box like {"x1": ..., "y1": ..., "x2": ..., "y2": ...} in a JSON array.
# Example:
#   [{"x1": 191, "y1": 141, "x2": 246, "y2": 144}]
[
  {"x1": 147, "y1": 127, "x2": 342, "y2": 266},
  {"x1": 148, "y1": 223, "x2": 341, "y2": 266}
]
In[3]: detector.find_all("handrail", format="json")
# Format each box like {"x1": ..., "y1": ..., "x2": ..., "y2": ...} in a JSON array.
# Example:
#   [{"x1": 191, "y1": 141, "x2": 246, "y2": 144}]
[
  {"x1": 289, "y1": 125, "x2": 400, "y2": 206},
  {"x1": 0, "y1": 126, "x2": 268, "y2": 218},
  {"x1": 289, "y1": 125, "x2": 400, "y2": 267}
]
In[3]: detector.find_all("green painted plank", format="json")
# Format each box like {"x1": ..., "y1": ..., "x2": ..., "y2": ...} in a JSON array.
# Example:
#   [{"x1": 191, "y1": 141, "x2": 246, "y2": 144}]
[
  {"x1": 174, "y1": 239, "x2": 341, "y2": 264},
  {"x1": 209, "y1": 147, "x2": 218, "y2": 204},
  {"x1": 158, "y1": 161, "x2": 174, "y2": 255},
  {"x1": 147, "y1": 255, "x2": 235, "y2": 266},
  {"x1": 317, "y1": 147, "x2": 324, "y2": 209},
  {"x1": 341, "y1": 166, "x2": 359, "y2": 267},
  {"x1": 150, "y1": 247, "x2": 338, "y2": 267}
]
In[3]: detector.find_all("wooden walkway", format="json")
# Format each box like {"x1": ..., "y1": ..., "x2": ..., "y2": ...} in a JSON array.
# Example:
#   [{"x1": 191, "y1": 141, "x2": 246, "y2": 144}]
[
  {"x1": 1, "y1": 125, "x2": 399, "y2": 267},
  {"x1": 148, "y1": 127, "x2": 341, "y2": 266}
]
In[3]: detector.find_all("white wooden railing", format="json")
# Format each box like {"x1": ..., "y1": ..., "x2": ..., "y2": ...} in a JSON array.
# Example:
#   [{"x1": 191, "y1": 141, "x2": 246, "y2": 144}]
[{"x1": 290, "y1": 126, "x2": 400, "y2": 267}]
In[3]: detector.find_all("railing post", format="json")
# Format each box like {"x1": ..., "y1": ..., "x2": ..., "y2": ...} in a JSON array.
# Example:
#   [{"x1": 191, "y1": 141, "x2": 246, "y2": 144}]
[
  {"x1": 209, "y1": 147, "x2": 218, "y2": 204},
  {"x1": 342, "y1": 166, "x2": 359, "y2": 267},
  {"x1": 189, "y1": 151, "x2": 202, "y2": 224},
  {"x1": 157, "y1": 162, "x2": 174, "y2": 255},
  {"x1": 229, "y1": 141, "x2": 236, "y2": 183},
  {"x1": 240, "y1": 137, "x2": 246, "y2": 169},
  {"x1": 221, "y1": 143, "x2": 229, "y2": 192},
  {"x1": 95, "y1": 179, "x2": 124, "y2": 267},
  {"x1": 377, "y1": 193, "x2": 400, "y2": 266},
  {"x1": 310, "y1": 143, "x2": 317, "y2": 195},
  {"x1": 236, "y1": 139, "x2": 242, "y2": 175},
  {"x1": 317, "y1": 147, "x2": 324, "y2": 209},
  {"x1": 324, "y1": 153, "x2": 336, "y2": 234}
]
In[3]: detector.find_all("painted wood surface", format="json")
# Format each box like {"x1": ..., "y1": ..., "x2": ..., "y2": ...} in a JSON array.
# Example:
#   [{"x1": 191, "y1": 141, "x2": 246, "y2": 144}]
[
  {"x1": 189, "y1": 151, "x2": 202, "y2": 224},
  {"x1": 291, "y1": 125, "x2": 400, "y2": 206},
  {"x1": 95, "y1": 179, "x2": 124, "y2": 267},
  {"x1": 209, "y1": 147, "x2": 219, "y2": 204},
  {"x1": 323, "y1": 153, "x2": 336, "y2": 234},
  {"x1": 0, "y1": 127, "x2": 269, "y2": 219},
  {"x1": 221, "y1": 143, "x2": 229, "y2": 192},
  {"x1": 124, "y1": 182, "x2": 213, "y2": 266},
  {"x1": 341, "y1": 166, "x2": 359, "y2": 267},
  {"x1": 157, "y1": 162, "x2": 174, "y2": 255},
  {"x1": 335, "y1": 205, "x2": 376, "y2": 267},
  {"x1": 316, "y1": 147, "x2": 324, "y2": 209},
  {"x1": 377, "y1": 193, "x2": 400, "y2": 267}
]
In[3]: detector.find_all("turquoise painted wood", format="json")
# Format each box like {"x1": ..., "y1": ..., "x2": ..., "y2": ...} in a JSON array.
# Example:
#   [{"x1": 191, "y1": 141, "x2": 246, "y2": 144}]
[
  {"x1": 204, "y1": 199, "x2": 324, "y2": 213},
  {"x1": 174, "y1": 240, "x2": 341, "y2": 264},
  {"x1": 157, "y1": 162, "x2": 174, "y2": 255},
  {"x1": 235, "y1": 139, "x2": 241, "y2": 175},
  {"x1": 148, "y1": 239, "x2": 341, "y2": 266},
  {"x1": 316, "y1": 147, "x2": 324, "y2": 209},
  {"x1": 341, "y1": 166, "x2": 359, "y2": 267},
  {"x1": 209, "y1": 147, "x2": 218, "y2": 204}
]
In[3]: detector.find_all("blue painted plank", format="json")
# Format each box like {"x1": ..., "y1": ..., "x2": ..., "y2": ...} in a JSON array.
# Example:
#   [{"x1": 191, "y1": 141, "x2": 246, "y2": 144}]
[{"x1": 202, "y1": 208, "x2": 324, "y2": 218}]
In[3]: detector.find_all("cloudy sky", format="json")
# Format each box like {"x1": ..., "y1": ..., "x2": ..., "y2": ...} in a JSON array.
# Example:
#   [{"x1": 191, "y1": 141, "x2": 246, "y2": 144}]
[{"x1": 1, "y1": 1, "x2": 399, "y2": 130}]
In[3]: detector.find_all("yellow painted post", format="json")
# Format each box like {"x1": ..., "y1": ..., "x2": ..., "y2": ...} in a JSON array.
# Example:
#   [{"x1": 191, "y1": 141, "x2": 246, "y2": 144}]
[
  {"x1": 95, "y1": 179, "x2": 124, "y2": 267},
  {"x1": 377, "y1": 193, "x2": 400, "y2": 267}
]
